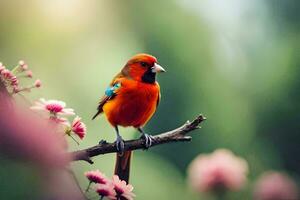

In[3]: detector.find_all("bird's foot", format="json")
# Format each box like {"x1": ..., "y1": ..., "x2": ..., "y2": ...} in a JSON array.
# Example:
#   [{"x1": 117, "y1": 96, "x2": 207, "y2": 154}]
[
  {"x1": 140, "y1": 133, "x2": 155, "y2": 149},
  {"x1": 115, "y1": 135, "x2": 125, "y2": 153}
]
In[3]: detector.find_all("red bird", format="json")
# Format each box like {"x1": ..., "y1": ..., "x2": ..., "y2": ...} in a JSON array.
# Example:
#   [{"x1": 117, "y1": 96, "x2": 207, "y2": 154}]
[{"x1": 92, "y1": 53, "x2": 165, "y2": 182}]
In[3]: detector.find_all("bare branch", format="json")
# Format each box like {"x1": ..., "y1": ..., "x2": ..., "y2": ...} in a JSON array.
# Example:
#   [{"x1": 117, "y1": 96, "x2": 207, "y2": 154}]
[{"x1": 70, "y1": 115, "x2": 206, "y2": 164}]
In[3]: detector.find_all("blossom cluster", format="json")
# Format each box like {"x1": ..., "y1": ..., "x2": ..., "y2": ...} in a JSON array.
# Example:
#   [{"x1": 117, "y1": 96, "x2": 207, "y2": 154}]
[
  {"x1": 188, "y1": 149, "x2": 249, "y2": 193},
  {"x1": 188, "y1": 149, "x2": 299, "y2": 199},
  {"x1": 254, "y1": 171, "x2": 298, "y2": 200},
  {"x1": 0, "y1": 60, "x2": 41, "y2": 94},
  {"x1": 30, "y1": 98, "x2": 87, "y2": 143},
  {"x1": 85, "y1": 170, "x2": 135, "y2": 200}
]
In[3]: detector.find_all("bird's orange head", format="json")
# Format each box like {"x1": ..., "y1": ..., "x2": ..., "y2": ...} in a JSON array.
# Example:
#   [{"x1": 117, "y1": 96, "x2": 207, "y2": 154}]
[{"x1": 122, "y1": 53, "x2": 166, "y2": 83}]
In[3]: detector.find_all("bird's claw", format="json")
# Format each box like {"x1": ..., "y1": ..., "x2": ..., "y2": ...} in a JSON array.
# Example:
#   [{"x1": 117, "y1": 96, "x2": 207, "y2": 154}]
[
  {"x1": 140, "y1": 133, "x2": 155, "y2": 149},
  {"x1": 115, "y1": 135, "x2": 125, "y2": 153}
]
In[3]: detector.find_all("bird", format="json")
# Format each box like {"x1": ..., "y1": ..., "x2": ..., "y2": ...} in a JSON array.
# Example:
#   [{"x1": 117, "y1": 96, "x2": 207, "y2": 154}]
[{"x1": 92, "y1": 53, "x2": 165, "y2": 183}]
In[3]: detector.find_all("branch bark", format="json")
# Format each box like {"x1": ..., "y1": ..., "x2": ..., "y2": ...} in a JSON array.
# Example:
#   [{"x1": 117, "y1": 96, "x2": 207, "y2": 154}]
[{"x1": 70, "y1": 114, "x2": 206, "y2": 164}]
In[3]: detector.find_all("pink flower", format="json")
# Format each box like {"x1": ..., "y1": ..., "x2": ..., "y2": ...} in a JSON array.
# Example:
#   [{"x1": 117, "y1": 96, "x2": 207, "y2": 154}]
[
  {"x1": 26, "y1": 70, "x2": 33, "y2": 78},
  {"x1": 10, "y1": 76, "x2": 19, "y2": 86},
  {"x1": 112, "y1": 175, "x2": 135, "y2": 200},
  {"x1": 0, "y1": 69, "x2": 19, "y2": 87},
  {"x1": 85, "y1": 170, "x2": 109, "y2": 184},
  {"x1": 34, "y1": 79, "x2": 41, "y2": 88},
  {"x1": 254, "y1": 171, "x2": 299, "y2": 200},
  {"x1": 49, "y1": 116, "x2": 70, "y2": 127},
  {"x1": 18, "y1": 60, "x2": 25, "y2": 66},
  {"x1": 95, "y1": 184, "x2": 117, "y2": 200},
  {"x1": 188, "y1": 149, "x2": 248, "y2": 193},
  {"x1": 0, "y1": 97, "x2": 70, "y2": 168},
  {"x1": 71, "y1": 116, "x2": 86, "y2": 139},
  {"x1": 19, "y1": 60, "x2": 28, "y2": 70},
  {"x1": 1, "y1": 69, "x2": 13, "y2": 79},
  {"x1": 22, "y1": 64, "x2": 28, "y2": 70},
  {"x1": 0, "y1": 97, "x2": 85, "y2": 200},
  {"x1": 13, "y1": 86, "x2": 20, "y2": 93},
  {"x1": 31, "y1": 98, "x2": 75, "y2": 116}
]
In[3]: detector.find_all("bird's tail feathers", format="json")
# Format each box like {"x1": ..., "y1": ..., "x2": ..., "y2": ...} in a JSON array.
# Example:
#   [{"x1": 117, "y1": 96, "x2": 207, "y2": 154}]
[
  {"x1": 114, "y1": 151, "x2": 132, "y2": 183},
  {"x1": 92, "y1": 110, "x2": 101, "y2": 120}
]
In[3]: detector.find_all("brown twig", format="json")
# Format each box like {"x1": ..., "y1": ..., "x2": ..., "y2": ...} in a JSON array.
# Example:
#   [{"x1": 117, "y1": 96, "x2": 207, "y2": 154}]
[{"x1": 70, "y1": 115, "x2": 206, "y2": 164}]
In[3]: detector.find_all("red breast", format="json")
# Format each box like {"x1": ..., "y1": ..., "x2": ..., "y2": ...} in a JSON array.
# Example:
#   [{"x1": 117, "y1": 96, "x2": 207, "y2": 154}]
[{"x1": 103, "y1": 78, "x2": 160, "y2": 128}]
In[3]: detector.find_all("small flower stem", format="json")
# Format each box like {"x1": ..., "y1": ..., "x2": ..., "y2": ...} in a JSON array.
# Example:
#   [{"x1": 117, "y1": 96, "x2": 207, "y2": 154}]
[
  {"x1": 16, "y1": 75, "x2": 30, "y2": 79},
  {"x1": 215, "y1": 190, "x2": 227, "y2": 200},
  {"x1": 66, "y1": 167, "x2": 89, "y2": 200},
  {"x1": 10, "y1": 65, "x2": 20, "y2": 74},
  {"x1": 85, "y1": 181, "x2": 92, "y2": 193},
  {"x1": 16, "y1": 75, "x2": 26, "y2": 78},
  {"x1": 69, "y1": 134, "x2": 80, "y2": 145},
  {"x1": 100, "y1": 196, "x2": 104, "y2": 200},
  {"x1": 14, "y1": 87, "x2": 32, "y2": 93}
]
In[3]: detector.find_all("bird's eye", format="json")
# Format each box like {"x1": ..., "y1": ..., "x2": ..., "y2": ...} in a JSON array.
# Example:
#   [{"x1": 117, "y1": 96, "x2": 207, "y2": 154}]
[{"x1": 140, "y1": 62, "x2": 147, "y2": 67}]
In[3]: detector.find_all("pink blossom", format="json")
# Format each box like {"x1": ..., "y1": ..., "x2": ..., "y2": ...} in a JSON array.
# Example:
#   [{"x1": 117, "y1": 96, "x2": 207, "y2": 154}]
[
  {"x1": 0, "y1": 97, "x2": 70, "y2": 168},
  {"x1": 72, "y1": 116, "x2": 86, "y2": 139},
  {"x1": 1, "y1": 69, "x2": 14, "y2": 79},
  {"x1": 22, "y1": 64, "x2": 28, "y2": 70},
  {"x1": 13, "y1": 85, "x2": 20, "y2": 93},
  {"x1": 49, "y1": 116, "x2": 70, "y2": 127},
  {"x1": 18, "y1": 60, "x2": 25, "y2": 66},
  {"x1": 26, "y1": 70, "x2": 33, "y2": 78},
  {"x1": 34, "y1": 79, "x2": 41, "y2": 88},
  {"x1": 0, "y1": 97, "x2": 86, "y2": 199},
  {"x1": 254, "y1": 171, "x2": 298, "y2": 200},
  {"x1": 10, "y1": 76, "x2": 19, "y2": 86},
  {"x1": 112, "y1": 175, "x2": 135, "y2": 200},
  {"x1": 85, "y1": 170, "x2": 109, "y2": 184},
  {"x1": 95, "y1": 184, "x2": 117, "y2": 200},
  {"x1": 31, "y1": 98, "x2": 75, "y2": 116},
  {"x1": 188, "y1": 149, "x2": 248, "y2": 193},
  {"x1": 0, "y1": 68, "x2": 19, "y2": 87},
  {"x1": 18, "y1": 60, "x2": 28, "y2": 71}
]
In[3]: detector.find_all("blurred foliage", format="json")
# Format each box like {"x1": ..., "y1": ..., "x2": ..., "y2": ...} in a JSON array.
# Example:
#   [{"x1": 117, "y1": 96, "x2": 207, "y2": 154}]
[
  {"x1": 0, "y1": 0, "x2": 299, "y2": 199},
  {"x1": 0, "y1": 158, "x2": 41, "y2": 199}
]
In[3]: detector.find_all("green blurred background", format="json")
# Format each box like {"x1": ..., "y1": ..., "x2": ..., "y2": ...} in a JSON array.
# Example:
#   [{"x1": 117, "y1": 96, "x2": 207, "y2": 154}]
[{"x1": 0, "y1": 0, "x2": 299, "y2": 199}]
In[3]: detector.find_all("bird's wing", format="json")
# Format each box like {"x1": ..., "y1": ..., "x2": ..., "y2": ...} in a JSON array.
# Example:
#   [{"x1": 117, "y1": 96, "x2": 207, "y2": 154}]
[
  {"x1": 157, "y1": 91, "x2": 161, "y2": 107},
  {"x1": 92, "y1": 73, "x2": 123, "y2": 120},
  {"x1": 156, "y1": 82, "x2": 161, "y2": 107}
]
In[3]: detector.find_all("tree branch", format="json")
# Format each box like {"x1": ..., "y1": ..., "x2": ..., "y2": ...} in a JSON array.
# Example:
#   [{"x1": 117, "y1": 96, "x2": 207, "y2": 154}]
[{"x1": 70, "y1": 114, "x2": 206, "y2": 164}]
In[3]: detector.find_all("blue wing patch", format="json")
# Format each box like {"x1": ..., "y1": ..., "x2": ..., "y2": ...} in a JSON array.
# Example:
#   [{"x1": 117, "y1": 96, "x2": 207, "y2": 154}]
[{"x1": 105, "y1": 83, "x2": 121, "y2": 97}]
